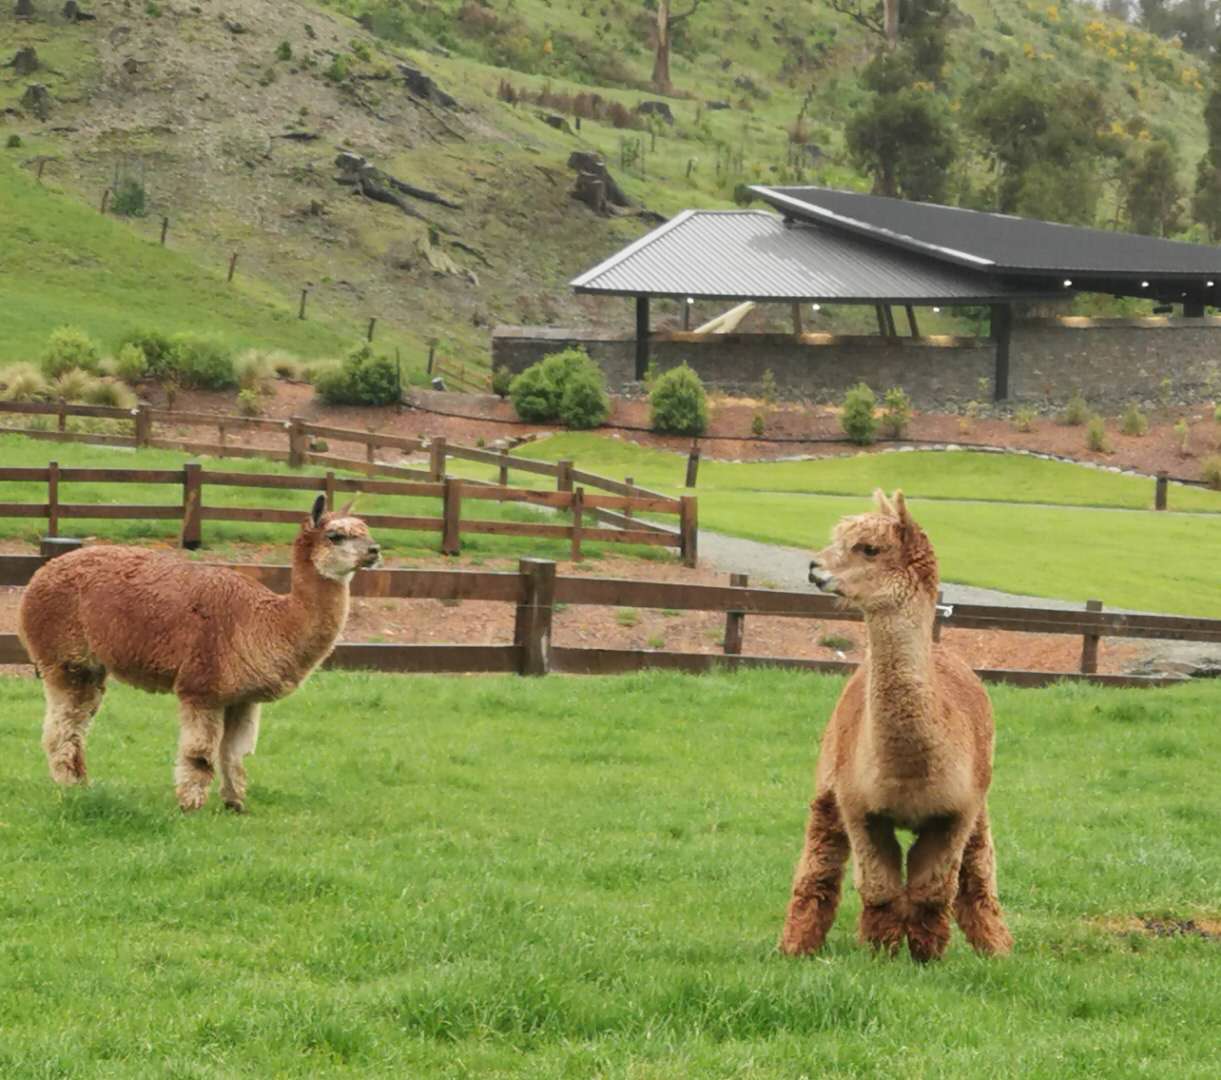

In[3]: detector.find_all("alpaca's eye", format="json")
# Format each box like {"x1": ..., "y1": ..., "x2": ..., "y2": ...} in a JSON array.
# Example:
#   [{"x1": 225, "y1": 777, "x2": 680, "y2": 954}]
[
  {"x1": 325, "y1": 532, "x2": 344, "y2": 543},
  {"x1": 856, "y1": 544, "x2": 881, "y2": 558}
]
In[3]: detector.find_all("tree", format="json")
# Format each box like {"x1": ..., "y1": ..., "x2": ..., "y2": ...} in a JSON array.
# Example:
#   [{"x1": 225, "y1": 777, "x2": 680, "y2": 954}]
[
  {"x1": 651, "y1": 0, "x2": 702, "y2": 95},
  {"x1": 1125, "y1": 140, "x2": 1183, "y2": 236},
  {"x1": 1193, "y1": 44, "x2": 1221, "y2": 238},
  {"x1": 846, "y1": 89, "x2": 956, "y2": 200}
]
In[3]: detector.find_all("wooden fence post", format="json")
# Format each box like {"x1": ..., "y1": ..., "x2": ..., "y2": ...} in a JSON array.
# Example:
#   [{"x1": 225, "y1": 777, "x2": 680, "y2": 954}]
[
  {"x1": 429, "y1": 436, "x2": 447, "y2": 481},
  {"x1": 367, "y1": 317, "x2": 377, "y2": 342},
  {"x1": 498, "y1": 449, "x2": 510, "y2": 486},
  {"x1": 441, "y1": 477, "x2": 462, "y2": 555},
  {"x1": 56, "y1": 398, "x2": 66, "y2": 433},
  {"x1": 723, "y1": 572, "x2": 747, "y2": 655},
  {"x1": 133, "y1": 402, "x2": 151, "y2": 447},
  {"x1": 181, "y1": 462, "x2": 203, "y2": 549},
  {"x1": 159, "y1": 216, "x2": 169, "y2": 246},
  {"x1": 680, "y1": 495, "x2": 698, "y2": 568},
  {"x1": 556, "y1": 460, "x2": 574, "y2": 493},
  {"x1": 624, "y1": 477, "x2": 634, "y2": 519},
  {"x1": 287, "y1": 417, "x2": 306, "y2": 467},
  {"x1": 47, "y1": 460, "x2": 59, "y2": 538},
  {"x1": 514, "y1": 558, "x2": 556, "y2": 676},
  {"x1": 366, "y1": 434, "x2": 376, "y2": 465},
  {"x1": 1080, "y1": 599, "x2": 1103, "y2": 674},
  {"x1": 298, "y1": 288, "x2": 309, "y2": 320},
  {"x1": 570, "y1": 487, "x2": 584, "y2": 563},
  {"x1": 325, "y1": 470, "x2": 336, "y2": 512},
  {"x1": 227, "y1": 252, "x2": 239, "y2": 283},
  {"x1": 217, "y1": 420, "x2": 227, "y2": 458},
  {"x1": 686, "y1": 441, "x2": 701, "y2": 488},
  {"x1": 100, "y1": 187, "x2": 110, "y2": 214},
  {"x1": 1155, "y1": 471, "x2": 1168, "y2": 511}
]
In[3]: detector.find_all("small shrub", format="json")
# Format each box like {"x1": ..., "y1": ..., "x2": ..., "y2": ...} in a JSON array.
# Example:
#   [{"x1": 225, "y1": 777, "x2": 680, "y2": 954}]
[
  {"x1": 819, "y1": 633, "x2": 855, "y2": 652},
  {"x1": 84, "y1": 378, "x2": 137, "y2": 410},
  {"x1": 1012, "y1": 406, "x2": 1036, "y2": 433},
  {"x1": 751, "y1": 410, "x2": 765, "y2": 437},
  {"x1": 111, "y1": 179, "x2": 146, "y2": 217},
  {"x1": 839, "y1": 382, "x2": 877, "y2": 445},
  {"x1": 237, "y1": 388, "x2": 262, "y2": 416},
  {"x1": 112, "y1": 343, "x2": 149, "y2": 383},
  {"x1": 116, "y1": 329, "x2": 175, "y2": 379},
  {"x1": 42, "y1": 326, "x2": 101, "y2": 378},
  {"x1": 646, "y1": 634, "x2": 666, "y2": 650},
  {"x1": 167, "y1": 333, "x2": 237, "y2": 389},
  {"x1": 51, "y1": 368, "x2": 94, "y2": 402},
  {"x1": 1157, "y1": 376, "x2": 1173, "y2": 410},
  {"x1": 759, "y1": 368, "x2": 778, "y2": 406},
  {"x1": 5, "y1": 134, "x2": 22, "y2": 149},
  {"x1": 276, "y1": 40, "x2": 293, "y2": 61},
  {"x1": 558, "y1": 366, "x2": 610, "y2": 429},
  {"x1": 324, "y1": 54, "x2": 350, "y2": 82},
  {"x1": 1214, "y1": 402, "x2": 1221, "y2": 424},
  {"x1": 509, "y1": 347, "x2": 601, "y2": 423},
  {"x1": 235, "y1": 349, "x2": 276, "y2": 395},
  {"x1": 879, "y1": 386, "x2": 912, "y2": 439},
  {"x1": 616, "y1": 608, "x2": 639, "y2": 627},
  {"x1": 350, "y1": 39, "x2": 371, "y2": 61},
  {"x1": 1174, "y1": 418, "x2": 1191, "y2": 456},
  {"x1": 314, "y1": 343, "x2": 400, "y2": 405},
  {"x1": 1120, "y1": 402, "x2": 1148, "y2": 437},
  {"x1": 958, "y1": 401, "x2": 981, "y2": 437},
  {"x1": 1059, "y1": 392, "x2": 1090, "y2": 426},
  {"x1": 145, "y1": 0, "x2": 161, "y2": 15},
  {"x1": 1085, "y1": 415, "x2": 1110, "y2": 453},
  {"x1": 1201, "y1": 454, "x2": 1221, "y2": 490},
  {"x1": 649, "y1": 363, "x2": 708, "y2": 436},
  {"x1": 491, "y1": 364, "x2": 513, "y2": 399},
  {"x1": 0, "y1": 361, "x2": 48, "y2": 400}
]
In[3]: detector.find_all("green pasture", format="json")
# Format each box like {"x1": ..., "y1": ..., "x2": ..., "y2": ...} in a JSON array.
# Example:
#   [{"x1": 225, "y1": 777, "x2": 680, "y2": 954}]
[
  {"x1": 0, "y1": 434, "x2": 664, "y2": 563},
  {"x1": 0, "y1": 669, "x2": 1217, "y2": 1077}
]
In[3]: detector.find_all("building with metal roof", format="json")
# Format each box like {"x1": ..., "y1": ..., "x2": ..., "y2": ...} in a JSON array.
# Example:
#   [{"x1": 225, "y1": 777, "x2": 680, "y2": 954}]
[{"x1": 566, "y1": 186, "x2": 1221, "y2": 402}]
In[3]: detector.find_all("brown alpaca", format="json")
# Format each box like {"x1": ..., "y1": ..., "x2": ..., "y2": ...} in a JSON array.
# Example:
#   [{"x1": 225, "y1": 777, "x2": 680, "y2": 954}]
[
  {"x1": 780, "y1": 490, "x2": 1012, "y2": 962},
  {"x1": 18, "y1": 496, "x2": 379, "y2": 813}
]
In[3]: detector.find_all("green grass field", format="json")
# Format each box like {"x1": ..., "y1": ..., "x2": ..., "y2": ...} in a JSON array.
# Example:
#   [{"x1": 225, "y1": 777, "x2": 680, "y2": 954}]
[
  {"x1": 0, "y1": 669, "x2": 1218, "y2": 1077},
  {"x1": 505, "y1": 437, "x2": 1221, "y2": 616}
]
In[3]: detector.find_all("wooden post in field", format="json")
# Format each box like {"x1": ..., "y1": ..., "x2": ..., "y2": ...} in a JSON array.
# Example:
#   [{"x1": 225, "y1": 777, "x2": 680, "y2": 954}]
[
  {"x1": 366, "y1": 433, "x2": 376, "y2": 465},
  {"x1": 100, "y1": 187, "x2": 110, "y2": 214},
  {"x1": 47, "y1": 460, "x2": 59, "y2": 538},
  {"x1": 1080, "y1": 599, "x2": 1103, "y2": 674},
  {"x1": 325, "y1": 471, "x2": 336, "y2": 512},
  {"x1": 723, "y1": 572, "x2": 748, "y2": 655},
  {"x1": 181, "y1": 462, "x2": 203, "y2": 549},
  {"x1": 685, "y1": 441, "x2": 700, "y2": 488},
  {"x1": 299, "y1": 288, "x2": 309, "y2": 320},
  {"x1": 217, "y1": 420, "x2": 227, "y2": 458},
  {"x1": 287, "y1": 417, "x2": 306, "y2": 467},
  {"x1": 227, "y1": 252, "x2": 239, "y2": 283},
  {"x1": 1155, "y1": 471, "x2": 1168, "y2": 511},
  {"x1": 367, "y1": 317, "x2": 377, "y2": 342},
  {"x1": 514, "y1": 558, "x2": 556, "y2": 676},
  {"x1": 133, "y1": 403, "x2": 151, "y2": 447},
  {"x1": 427, "y1": 341, "x2": 436, "y2": 375},
  {"x1": 624, "y1": 477, "x2": 634, "y2": 520},
  {"x1": 570, "y1": 487, "x2": 584, "y2": 562},
  {"x1": 441, "y1": 477, "x2": 462, "y2": 555},
  {"x1": 36, "y1": 158, "x2": 47, "y2": 183},
  {"x1": 56, "y1": 397, "x2": 66, "y2": 433},
  {"x1": 680, "y1": 495, "x2": 698, "y2": 568},
  {"x1": 160, "y1": 216, "x2": 169, "y2": 245},
  {"x1": 429, "y1": 436, "x2": 447, "y2": 481},
  {"x1": 498, "y1": 449, "x2": 510, "y2": 486},
  {"x1": 556, "y1": 460, "x2": 574, "y2": 493}
]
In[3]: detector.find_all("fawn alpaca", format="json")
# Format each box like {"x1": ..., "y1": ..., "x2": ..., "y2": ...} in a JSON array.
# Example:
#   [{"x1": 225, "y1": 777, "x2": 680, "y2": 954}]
[
  {"x1": 19, "y1": 496, "x2": 379, "y2": 812},
  {"x1": 780, "y1": 490, "x2": 1012, "y2": 962}
]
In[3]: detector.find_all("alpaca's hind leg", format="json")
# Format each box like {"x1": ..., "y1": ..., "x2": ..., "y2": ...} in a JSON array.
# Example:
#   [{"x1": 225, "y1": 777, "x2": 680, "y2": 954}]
[
  {"x1": 41, "y1": 665, "x2": 106, "y2": 785},
  {"x1": 905, "y1": 815, "x2": 973, "y2": 963},
  {"x1": 174, "y1": 701, "x2": 225, "y2": 812},
  {"x1": 219, "y1": 703, "x2": 260, "y2": 813},
  {"x1": 953, "y1": 809, "x2": 1013, "y2": 956},
  {"x1": 845, "y1": 814, "x2": 906, "y2": 956},
  {"x1": 780, "y1": 791, "x2": 850, "y2": 955}
]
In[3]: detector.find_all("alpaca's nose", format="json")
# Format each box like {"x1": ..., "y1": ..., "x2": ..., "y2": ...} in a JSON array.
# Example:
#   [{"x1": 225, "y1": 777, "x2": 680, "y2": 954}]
[
  {"x1": 368, "y1": 544, "x2": 380, "y2": 556},
  {"x1": 808, "y1": 559, "x2": 820, "y2": 583}
]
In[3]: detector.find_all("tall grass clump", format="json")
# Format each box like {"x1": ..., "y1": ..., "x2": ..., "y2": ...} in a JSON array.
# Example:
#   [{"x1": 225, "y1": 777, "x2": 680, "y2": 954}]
[
  {"x1": 1012, "y1": 405, "x2": 1036, "y2": 432},
  {"x1": 879, "y1": 386, "x2": 912, "y2": 439},
  {"x1": 839, "y1": 382, "x2": 877, "y2": 445},
  {"x1": 84, "y1": 378, "x2": 138, "y2": 410},
  {"x1": 314, "y1": 343, "x2": 400, "y2": 406},
  {"x1": 41, "y1": 326, "x2": 101, "y2": 378},
  {"x1": 649, "y1": 363, "x2": 708, "y2": 436},
  {"x1": 1085, "y1": 415, "x2": 1111, "y2": 453},
  {"x1": 1059, "y1": 392, "x2": 1090, "y2": 426},
  {"x1": 0, "y1": 362, "x2": 50, "y2": 401},
  {"x1": 50, "y1": 368, "x2": 94, "y2": 402},
  {"x1": 1120, "y1": 402, "x2": 1148, "y2": 436},
  {"x1": 510, "y1": 347, "x2": 607, "y2": 427},
  {"x1": 235, "y1": 349, "x2": 277, "y2": 395},
  {"x1": 1202, "y1": 454, "x2": 1221, "y2": 490},
  {"x1": 167, "y1": 333, "x2": 237, "y2": 390},
  {"x1": 110, "y1": 343, "x2": 149, "y2": 383}
]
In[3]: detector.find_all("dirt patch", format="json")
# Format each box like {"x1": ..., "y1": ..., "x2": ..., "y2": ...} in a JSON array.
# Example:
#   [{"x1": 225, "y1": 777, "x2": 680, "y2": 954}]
[{"x1": 1095, "y1": 915, "x2": 1221, "y2": 940}]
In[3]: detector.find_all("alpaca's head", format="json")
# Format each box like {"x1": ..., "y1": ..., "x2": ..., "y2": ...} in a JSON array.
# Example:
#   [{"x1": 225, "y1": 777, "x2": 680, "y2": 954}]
[
  {"x1": 809, "y1": 489, "x2": 938, "y2": 614},
  {"x1": 297, "y1": 495, "x2": 381, "y2": 582}
]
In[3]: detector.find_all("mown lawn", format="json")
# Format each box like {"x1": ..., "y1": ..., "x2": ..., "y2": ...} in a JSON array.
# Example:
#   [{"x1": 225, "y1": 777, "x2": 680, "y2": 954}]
[
  {"x1": 0, "y1": 670, "x2": 1218, "y2": 1078},
  {"x1": 0, "y1": 434, "x2": 666, "y2": 564}
]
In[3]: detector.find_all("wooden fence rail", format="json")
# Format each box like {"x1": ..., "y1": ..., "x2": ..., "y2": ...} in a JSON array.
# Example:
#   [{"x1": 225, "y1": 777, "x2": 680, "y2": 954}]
[
  {"x1": 0, "y1": 462, "x2": 692, "y2": 562},
  {"x1": 0, "y1": 553, "x2": 1211, "y2": 687}
]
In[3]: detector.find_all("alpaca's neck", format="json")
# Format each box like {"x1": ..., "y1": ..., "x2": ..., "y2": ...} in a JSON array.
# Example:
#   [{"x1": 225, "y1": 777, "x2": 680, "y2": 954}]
[
  {"x1": 280, "y1": 545, "x2": 351, "y2": 675},
  {"x1": 862, "y1": 598, "x2": 938, "y2": 748}
]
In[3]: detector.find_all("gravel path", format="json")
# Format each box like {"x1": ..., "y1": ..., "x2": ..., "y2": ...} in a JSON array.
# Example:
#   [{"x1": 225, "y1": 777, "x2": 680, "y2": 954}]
[{"x1": 697, "y1": 530, "x2": 1220, "y2": 675}]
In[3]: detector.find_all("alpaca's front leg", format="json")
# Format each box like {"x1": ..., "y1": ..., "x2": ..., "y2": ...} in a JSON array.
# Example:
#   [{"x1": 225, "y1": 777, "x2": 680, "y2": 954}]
[
  {"x1": 953, "y1": 809, "x2": 1013, "y2": 956},
  {"x1": 174, "y1": 702, "x2": 225, "y2": 812},
  {"x1": 845, "y1": 814, "x2": 906, "y2": 956},
  {"x1": 219, "y1": 703, "x2": 260, "y2": 813},
  {"x1": 780, "y1": 791, "x2": 850, "y2": 955},
  {"x1": 905, "y1": 815, "x2": 974, "y2": 962}
]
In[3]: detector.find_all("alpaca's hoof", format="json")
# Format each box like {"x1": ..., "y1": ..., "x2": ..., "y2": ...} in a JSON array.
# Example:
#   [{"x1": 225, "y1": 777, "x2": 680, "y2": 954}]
[
  {"x1": 176, "y1": 786, "x2": 209, "y2": 813},
  {"x1": 224, "y1": 799, "x2": 247, "y2": 814}
]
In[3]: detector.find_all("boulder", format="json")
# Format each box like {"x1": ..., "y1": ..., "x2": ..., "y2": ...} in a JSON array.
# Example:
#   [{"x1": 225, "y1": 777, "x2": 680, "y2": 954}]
[{"x1": 636, "y1": 100, "x2": 674, "y2": 124}]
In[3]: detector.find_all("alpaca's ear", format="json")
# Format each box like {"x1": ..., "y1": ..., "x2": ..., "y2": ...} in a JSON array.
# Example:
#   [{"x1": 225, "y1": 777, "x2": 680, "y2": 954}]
[
  {"x1": 309, "y1": 495, "x2": 326, "y2": 528},
  {"x1": 338, "y1": 497, "x2": 358, "y2": 517},
  {"x1": 872, "y1": 488, "x2": 894, "y2": 515},
  {"x1": 893, "y1": 490, "x2": 911, "y2": 529}
]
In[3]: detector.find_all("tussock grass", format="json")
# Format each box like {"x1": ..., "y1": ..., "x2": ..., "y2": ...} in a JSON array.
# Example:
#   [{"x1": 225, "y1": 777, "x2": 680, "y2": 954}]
[{"x1": 0, "y1": 670, "x2": 1217, "y2": 1077}]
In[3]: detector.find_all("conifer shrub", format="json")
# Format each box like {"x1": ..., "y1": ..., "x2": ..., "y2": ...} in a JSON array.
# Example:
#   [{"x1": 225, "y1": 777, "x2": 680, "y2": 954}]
[{"x1": 649, "y1": 363, "x2": 708, "y2": 436}]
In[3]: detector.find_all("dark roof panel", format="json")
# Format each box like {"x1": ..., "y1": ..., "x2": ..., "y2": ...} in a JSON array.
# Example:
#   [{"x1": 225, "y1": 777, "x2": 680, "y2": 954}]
[
  {"x1": 570, "y1": 210, "x2": 1051, "y2": 302},
  {"x1": 753, "y1": 186, "x2": 1221, "y2": 277}
]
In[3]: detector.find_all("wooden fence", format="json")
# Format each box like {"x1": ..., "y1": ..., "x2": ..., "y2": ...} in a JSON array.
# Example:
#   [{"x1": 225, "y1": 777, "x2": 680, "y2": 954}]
[
  {"x1": 0, "y1": 463, "x2": 695, "y2": 563},
  {"x1": 0, "y1": 400, "x2": 696, "y2": 564},
  {"x1": 431, "y1": 355, "x2": 492, "y2": 393},
  {"x1": 0, "y1": 553, "x2": 1214, "y2": 688}
]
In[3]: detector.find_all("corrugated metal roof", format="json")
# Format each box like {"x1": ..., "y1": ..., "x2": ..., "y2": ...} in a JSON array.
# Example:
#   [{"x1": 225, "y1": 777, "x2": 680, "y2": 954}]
[
  {"x1": 570, "y1": 210, "x2": 1050, "y2": 302},
  {"x1": 755, "y1": 186, "x2": 1221, "y2": 277}
]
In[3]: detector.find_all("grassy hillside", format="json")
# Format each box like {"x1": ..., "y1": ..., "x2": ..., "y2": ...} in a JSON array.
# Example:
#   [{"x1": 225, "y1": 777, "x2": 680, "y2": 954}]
[
  {"x1": 2, "y1": 669, "x2": 1218, "y2": 1076},
  {"x1": 1, "y1": 0, "x2": 1213, "y2": 364}
]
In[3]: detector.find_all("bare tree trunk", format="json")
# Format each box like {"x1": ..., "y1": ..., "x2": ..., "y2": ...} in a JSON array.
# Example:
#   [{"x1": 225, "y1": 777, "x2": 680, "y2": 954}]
[
  {"x1": 651, "y1": 0, "x2": 702, "y2": 95},
  {"x1": 884, "y1": 0, "x2": 899, "y2": 48}
]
